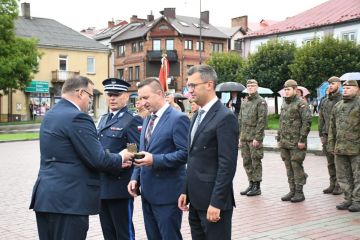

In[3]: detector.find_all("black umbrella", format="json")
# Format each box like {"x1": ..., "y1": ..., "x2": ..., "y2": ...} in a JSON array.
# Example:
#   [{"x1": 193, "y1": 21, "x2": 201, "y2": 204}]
[
  {"x1": 215, "y1": 82, "x2": 245, "y2": 92},
  {"x1": 173, "y1": 93, "x2": 188, "y2": 100}
]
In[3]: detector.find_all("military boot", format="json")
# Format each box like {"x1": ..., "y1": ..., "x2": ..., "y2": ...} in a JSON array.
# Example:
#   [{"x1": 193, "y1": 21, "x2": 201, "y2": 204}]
[
  {"x1": 240, "y1": 181, "x2": 253, "y2": 195},
  {"x1": 291, "y1": 185, "x2": 305, "y2": 203},
  {"x1": 281, "y1": 186, "x2": 295, "y2": 201},
  {"x1": 247, "y1": 181, "x2": 261, "y2": 196},
  {"x1": 348, "y1": 202, "x2": 360, "y2": 212},
  {"x1": 323, "y1": 182, "x2": 335, "y2": 194},
  {"x1": 336, "y1": 200, "x2": 352, "y2": 210},
  {"x1": 332, "y1": 183, "x2": 343, "y2": 195}
]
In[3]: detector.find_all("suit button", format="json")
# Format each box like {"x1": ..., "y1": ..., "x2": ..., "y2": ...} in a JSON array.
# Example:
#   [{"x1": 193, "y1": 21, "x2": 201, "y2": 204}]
[
  {"x1": 118, "y1": 177, "x2": 121, "y2": 179},
  {"x1": 156, "y1": 174, "x2": 160, "y2": 177}
]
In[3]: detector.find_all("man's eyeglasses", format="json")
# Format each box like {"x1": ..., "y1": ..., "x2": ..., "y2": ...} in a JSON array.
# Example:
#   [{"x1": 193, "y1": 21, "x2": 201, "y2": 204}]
[
  {"x1": 77, "y1": 89, "x2": 93, "y2": 99},
  {"x1": 186, "y1": 82, "x2": 208, "y2": 89}
]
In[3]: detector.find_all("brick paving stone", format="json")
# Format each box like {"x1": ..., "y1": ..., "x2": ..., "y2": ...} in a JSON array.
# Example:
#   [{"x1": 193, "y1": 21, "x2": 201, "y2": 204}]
[{"x1": 0, "y1": 140, "x2": 360, "y2": 240}]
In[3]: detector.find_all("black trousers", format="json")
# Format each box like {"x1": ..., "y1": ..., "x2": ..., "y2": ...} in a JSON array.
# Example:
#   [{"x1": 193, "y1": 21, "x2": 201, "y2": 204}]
[
  {"x1": 188, "y1": 205, "x2": 233, "y2": 240},
  {"x1": 100, "y1": 198, "x2": 135, "y2": 240},
  {"x1": 35, "y1": 212, "x2": 89, "y2": 240}
]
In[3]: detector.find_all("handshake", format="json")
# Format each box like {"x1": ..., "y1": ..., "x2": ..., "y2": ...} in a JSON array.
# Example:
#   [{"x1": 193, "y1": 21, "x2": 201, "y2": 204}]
[{"x1": 120, "y1": 143, "x2": 153, "y2": 168}]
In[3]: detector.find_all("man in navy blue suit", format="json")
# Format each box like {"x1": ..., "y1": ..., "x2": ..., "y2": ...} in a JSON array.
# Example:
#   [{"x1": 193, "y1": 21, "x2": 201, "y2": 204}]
[
  {"x1": 30, "y1": 76, "x2": 134, "y2": 240},
  {"x1": 127, "y1": 77, "x2": 190, "y2": 240},
  {"x1": 178, "y1": 65, "x2": 239, "y2": 240},
  {"x1": 97, "y1": 78, "x2": 143, "y2": 240}
]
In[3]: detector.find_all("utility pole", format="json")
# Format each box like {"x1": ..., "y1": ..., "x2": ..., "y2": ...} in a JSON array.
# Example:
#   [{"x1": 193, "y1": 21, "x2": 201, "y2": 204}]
[{"x1": 199, "y1": 0, "x2": 202, "y2": 64}]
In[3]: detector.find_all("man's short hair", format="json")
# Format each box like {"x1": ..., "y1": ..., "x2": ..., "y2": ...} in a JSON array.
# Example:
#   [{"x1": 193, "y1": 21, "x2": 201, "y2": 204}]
[
  {"x1": 137, "y1": 77, "x2": 164, "y2": 93},
  {"x1": 61, "y1": 75, "x2": 93, "y2": 94},
  {"x1": 187, "y1": 65, "x2": 218, "y2": 87}
]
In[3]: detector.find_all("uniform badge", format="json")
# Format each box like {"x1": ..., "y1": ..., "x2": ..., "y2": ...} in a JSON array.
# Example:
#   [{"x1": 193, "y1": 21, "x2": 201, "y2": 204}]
[{"x1": 110, "y1": 127, "x2": 123, "y2": 131}]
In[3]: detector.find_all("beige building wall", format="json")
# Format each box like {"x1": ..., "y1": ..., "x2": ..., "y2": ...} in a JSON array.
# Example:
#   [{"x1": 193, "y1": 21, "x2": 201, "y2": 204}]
[{"x1": 1, "y1": 47, "x2": 109, "y2": 122}]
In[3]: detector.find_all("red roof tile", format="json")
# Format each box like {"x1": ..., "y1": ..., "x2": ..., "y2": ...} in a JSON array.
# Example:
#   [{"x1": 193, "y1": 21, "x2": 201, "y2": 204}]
[{"x1": 246, "y1": 0, "x2": 360, "y2": 37}]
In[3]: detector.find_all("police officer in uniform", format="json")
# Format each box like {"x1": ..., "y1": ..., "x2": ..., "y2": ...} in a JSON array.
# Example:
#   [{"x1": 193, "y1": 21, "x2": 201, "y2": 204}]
[
  {"x1": 328, "y1": 80, "x2": 360, "y2": 212},
  {"x1": 318, "y1": 76, "x2": 343, "y2": 195},
  {"x1": 277, "y1": 79, "x2": 311, "y2": 203},
  {"x1": 239, "y1": 79, "x2": 268, "y2": 196},
  {"x1": 97, "y1": 78, "x2": 143, "y2": 240}
]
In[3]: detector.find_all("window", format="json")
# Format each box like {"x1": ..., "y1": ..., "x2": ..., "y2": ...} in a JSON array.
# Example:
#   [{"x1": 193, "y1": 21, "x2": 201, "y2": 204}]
[
  {"x1": 118, "y1": 44, "x2": 125, "y2": 57},
  {"x1": 166, "y1": 39, "x2": 174, "y2": 50},
  {"x1": 159, "y1": 24, "x2": 170, "y2": 30},
  {"x1": 234, "y1": 39, "x2": 242, "y2": 51},
  {"x1": 139, "y1": 41, "x2": 144, "y2": 52},
  {"x1": 153, "y1": 39, "x2": 161, "y2": 50},
  {"x1": 196, "y1": 41, "x2": 204, "y2": 51},
  {"x1": 87, "y1": 57, "x2": 95, "y2": 74},
  {"x1": 128, "y1": 67, "x2": 133, "y2": 81},
  {"x1": 59, "y1": 55, "x2": 67, "y2": 71},
  {"x1": 132, "y1": 42, "x2": 137, "y2": 52},
  {"x1": 212, "y1": 43, "x2": 223, "y2": 52},
  {"x1": 117, "y1": 69, "x2": 124, "y2": 79},
  {"x1": 135, "y1": 66, "x2": 140, "y2": 80},
  {"x1": 342, "y1": 31, "x2": 356, "y2": 42},
  {"x1": 184, "y1": 40, "x2": 192, "y2": 50}
]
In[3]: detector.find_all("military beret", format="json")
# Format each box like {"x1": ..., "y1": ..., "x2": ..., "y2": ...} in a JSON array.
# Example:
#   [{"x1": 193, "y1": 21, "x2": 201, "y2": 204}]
[
  {"x1": 328, "y1": 76, "x2": 341, "y2": 83},
  {"x1": 343, "y1": 80, "x2": 359, "y2": 87},
  {"x1": 283, "y1": 79, "x2": 298, "y2": 88},
  {"x1": 246, "y1": 79, "x2": 258, "y2": 85},
  {"x1": 102, "y1": 78, "x2": 130, "y2": 92}
]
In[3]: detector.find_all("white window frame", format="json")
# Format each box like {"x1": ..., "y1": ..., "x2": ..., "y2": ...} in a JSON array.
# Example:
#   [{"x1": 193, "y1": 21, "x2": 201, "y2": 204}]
[
  {"x1": 87, "y1": 57, "x2": 95, "y2": 74},
  {"x1": 153, "y1": 39, "x2": 161, "y2": 50}
]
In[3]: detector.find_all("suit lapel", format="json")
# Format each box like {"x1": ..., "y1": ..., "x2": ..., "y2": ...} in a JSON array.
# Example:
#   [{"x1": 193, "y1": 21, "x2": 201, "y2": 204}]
[
  {"x1": 147, "y1": 106, "x2": 171, "y2": 149},
  {"x1": 191, "y1": 100, "x2": 221, "y2": 148}
]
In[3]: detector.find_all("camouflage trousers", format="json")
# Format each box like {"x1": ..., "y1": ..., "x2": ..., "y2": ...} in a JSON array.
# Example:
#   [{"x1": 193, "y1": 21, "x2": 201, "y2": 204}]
[
  {"x1": 280, "y1": 148, "x2": 308, "y2": 186},
  {"x1": 240, "y1": 141, "x2": 263, "y2": 182},
  {"x1": 322, "y1": 143, "x2": 337, "y2": 184},
  {"x1": 335, "y1": 154, "x2": 360, "y2": 202}
]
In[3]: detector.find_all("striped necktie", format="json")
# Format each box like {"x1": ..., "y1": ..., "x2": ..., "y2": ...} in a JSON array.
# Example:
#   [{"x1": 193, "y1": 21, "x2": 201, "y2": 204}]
[
  {"x1": 191, "y1": 109, "x2": 205, "y2": 144},
  {"x1": 145, "y1": 114, "x2": 157, "y2": 146}
]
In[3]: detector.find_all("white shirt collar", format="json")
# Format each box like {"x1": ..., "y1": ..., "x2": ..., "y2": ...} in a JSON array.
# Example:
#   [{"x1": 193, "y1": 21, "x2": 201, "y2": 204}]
[
  {"x1": 199, "y1": 96, "x2": 218, "y2": 114},
  {"x1": 66, "y1": 99, "x2": 81, "y2": 111},
  {"x1": 153, "y1": 102, "x2": 170, "y2": 119}
]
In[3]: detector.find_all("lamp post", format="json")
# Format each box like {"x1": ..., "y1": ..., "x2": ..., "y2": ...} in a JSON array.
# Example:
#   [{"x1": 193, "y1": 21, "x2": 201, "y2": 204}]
[{"x1": 199, "y1": 0, "x2": 202, "y2": 64}]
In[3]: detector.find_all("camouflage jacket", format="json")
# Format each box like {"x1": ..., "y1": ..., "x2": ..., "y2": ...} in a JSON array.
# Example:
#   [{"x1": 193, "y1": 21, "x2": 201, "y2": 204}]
[
  {"x1": 277, "y1": 95, "x2": 312, "y2": 149},
  {"x1": 318, "y1": 91, "x2": 342, "y2": 137},
  {"x1": 328, "y1": 96, "x2": 360, "y2": 155},
  {"x1": 238, "y1": 93, "x2": 268, "y2": 142}
]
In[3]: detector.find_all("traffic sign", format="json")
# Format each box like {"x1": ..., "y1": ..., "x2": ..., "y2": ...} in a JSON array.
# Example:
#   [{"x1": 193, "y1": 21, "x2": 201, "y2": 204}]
[{"x1": 25, "y1": 81, "x2": 49, "y2": 93}]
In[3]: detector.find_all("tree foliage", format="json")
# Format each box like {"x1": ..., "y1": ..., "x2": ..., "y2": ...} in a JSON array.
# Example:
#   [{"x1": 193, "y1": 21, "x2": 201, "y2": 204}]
[
  {"x1": 290, "y1": 37, "x2": 360, "y2": 93},
  {"x1": 0, "y1": 0, "x2": 40, "y2": 93},
  {"x1": 244, "y1": 39, "x2": 297, "y2": 92},
  {"x1": 206, "y1": 52, "x2": 245, "y2": 84}
]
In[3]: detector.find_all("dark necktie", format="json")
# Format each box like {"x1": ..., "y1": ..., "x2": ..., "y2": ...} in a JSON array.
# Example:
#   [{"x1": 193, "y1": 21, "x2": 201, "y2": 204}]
[
  {"x1": 145, "y1": 114, "x2": 157, "y2": 146},
  {"x1": 106, "y1": 112, "x2": 114, "y2": 124},
  {"x1": 191, "y1": 109, "x2": 205, "y2": 144}
]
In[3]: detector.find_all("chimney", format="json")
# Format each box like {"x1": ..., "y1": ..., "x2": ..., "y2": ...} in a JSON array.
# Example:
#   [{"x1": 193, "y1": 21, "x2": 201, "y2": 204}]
[
  {"x1": 200, "y1": 11, "x2": 209, "y2": 24},
  {"x1": 108, "y1": 20, "x2": 115, "y2": 28},
  {"x1": 130, "y1": 15, "x2": 138, "y2": 23},
  {"x1": 147, "y1": 14, "x2": 154, "y2": 22},
  {"x1": 162, "y1": 8, "x2": 176, "y2": 19},
  {"x1": 231, "y1": 15, "x2": 248, "y2": 29},
  {"x1": 21, "y1": 2, "x2": 31, "y2": 19}
]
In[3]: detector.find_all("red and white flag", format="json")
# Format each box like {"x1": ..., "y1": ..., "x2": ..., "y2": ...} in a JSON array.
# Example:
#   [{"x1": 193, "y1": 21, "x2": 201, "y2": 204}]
[{"x1": 159, "y1": 54, "x2": 169, "y2": 92}]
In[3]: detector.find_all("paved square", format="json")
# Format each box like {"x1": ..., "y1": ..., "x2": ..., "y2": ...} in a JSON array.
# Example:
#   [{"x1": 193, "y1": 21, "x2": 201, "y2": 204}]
[{"x1": 0, "y1": 141, "x2": 359, "y2": 239}]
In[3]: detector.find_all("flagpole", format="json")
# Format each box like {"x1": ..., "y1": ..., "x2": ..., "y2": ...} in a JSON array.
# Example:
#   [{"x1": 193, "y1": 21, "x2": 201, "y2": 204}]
[{"x1": 199, "y1": 0, "x2": 202, "y2": 64}]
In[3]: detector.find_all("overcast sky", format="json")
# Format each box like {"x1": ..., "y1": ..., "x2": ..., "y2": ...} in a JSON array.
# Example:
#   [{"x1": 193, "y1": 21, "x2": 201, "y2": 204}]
[{"x1": 20, "y1": 0, "x2": 329, "y2": 31}]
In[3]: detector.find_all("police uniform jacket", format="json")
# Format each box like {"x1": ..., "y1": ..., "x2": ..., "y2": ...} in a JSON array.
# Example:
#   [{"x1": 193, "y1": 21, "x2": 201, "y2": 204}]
[{"x1": 97, "y1": 107, "x2": 143, "y2": 199}]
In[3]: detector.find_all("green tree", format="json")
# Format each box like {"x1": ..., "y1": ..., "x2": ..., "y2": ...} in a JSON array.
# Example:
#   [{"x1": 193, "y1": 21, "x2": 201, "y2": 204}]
[
  {"x1": 290, "y1": 37, "x2": 360, "y2": 93},
  {"x1": 245, "y1": 39, "x2": 297, "y2": 92},
  {"x1": 206, "y1": 52, "x2": 245, "y2": 84},
  {"x1": 0, "y1": 0, "x2": 40, "y2": 93}
]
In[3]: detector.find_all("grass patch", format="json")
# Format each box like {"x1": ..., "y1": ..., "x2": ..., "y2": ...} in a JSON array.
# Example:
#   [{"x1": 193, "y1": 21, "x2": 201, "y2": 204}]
[
  {"x1": 0, "y1": 132, "x2": 39, "y2": 142},
  {"x1": 267, "y1": 114, "x2": 318, "y2": 131},
  {"x1": 0, "y1": 120, "x2": 41, "y2": 126}
]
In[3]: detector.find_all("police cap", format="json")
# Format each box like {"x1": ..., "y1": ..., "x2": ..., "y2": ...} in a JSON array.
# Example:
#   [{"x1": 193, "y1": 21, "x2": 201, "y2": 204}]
[
  {"x1": 283, "y1": 79, "x2": 298, "y2": 88},
  {"x1": 102, "y1": 78, "x2": 130, "y2": 92}
]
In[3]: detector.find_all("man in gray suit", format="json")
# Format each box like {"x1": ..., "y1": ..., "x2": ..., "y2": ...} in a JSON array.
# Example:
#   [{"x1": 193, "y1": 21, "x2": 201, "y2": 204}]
[{"x1": 178, "y1": 65, "x2": 239, "y2": 240}]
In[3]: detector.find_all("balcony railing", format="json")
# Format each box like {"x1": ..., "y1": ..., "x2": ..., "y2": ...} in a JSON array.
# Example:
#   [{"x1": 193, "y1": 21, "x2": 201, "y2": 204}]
[
  {"x1": 51, "y1": 70, "x2": 80, "y2": 83},
  {"x1": 147, "y1": 50, "x2": 178, "y2": 62}
]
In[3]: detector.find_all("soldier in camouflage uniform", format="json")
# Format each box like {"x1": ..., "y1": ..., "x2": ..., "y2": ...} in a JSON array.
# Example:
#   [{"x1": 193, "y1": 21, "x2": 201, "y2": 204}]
[
  {"x1": 318, "y1": 76, "x2": 343, "y2": 195},
  {"x1": 277, "y1": 79, "x2": 311, "y2": 202},
  {"x1": 238, "y1": 79, "x2": 268, "y2": 196},
  {"x1": 328, "y1": 80, "x2": 360, "y2": 212}
]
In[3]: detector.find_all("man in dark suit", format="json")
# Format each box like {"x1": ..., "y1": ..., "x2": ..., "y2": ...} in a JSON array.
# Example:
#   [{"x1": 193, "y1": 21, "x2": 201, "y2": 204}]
[
  {"x1": 30, "y1": 75, "x2": 134, "y2": 240},
  {"x1": 178, "y1": 65, "x2": 239, "y2": 240},
  {"x1": 97, "y1": 78, "x2": 143, "y2": 240},
  {"x1": 127, "y1": 77, "x2": 190, "y2": 240}
]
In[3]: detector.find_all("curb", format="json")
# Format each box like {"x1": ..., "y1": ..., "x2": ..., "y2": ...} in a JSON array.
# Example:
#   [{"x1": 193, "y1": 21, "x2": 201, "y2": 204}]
[{"x1": 263, "y1": 146, "x2": 324, "y2": 156}]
